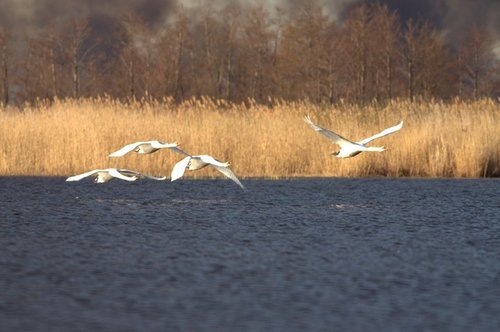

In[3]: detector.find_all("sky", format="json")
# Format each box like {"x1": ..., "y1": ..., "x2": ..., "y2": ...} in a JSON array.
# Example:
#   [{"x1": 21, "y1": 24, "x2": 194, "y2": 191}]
[{"x1": 0, "y1": 0, "x2": 499, "y2": 52}]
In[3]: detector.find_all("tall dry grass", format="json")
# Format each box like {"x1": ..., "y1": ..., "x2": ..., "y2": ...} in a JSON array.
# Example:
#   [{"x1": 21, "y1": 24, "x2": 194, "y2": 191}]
[{"x1": 0, "y1": 97, "x2": 499, "y2": 178}]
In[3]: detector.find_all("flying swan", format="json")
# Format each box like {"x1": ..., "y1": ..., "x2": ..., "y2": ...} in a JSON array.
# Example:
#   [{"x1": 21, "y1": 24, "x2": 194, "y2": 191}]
[
  {"x1": 170, "y1": 148, "x2": 246, "y2": 190},
  {"x1": 304, "y1": 115, "x2": 403, "y2": 158},
  {"x1": 66, "y1": 168, "x2": 166, "y2": 183},
  {"x1": 109, "y1": 140, "x2": 179, "y2": 157}
]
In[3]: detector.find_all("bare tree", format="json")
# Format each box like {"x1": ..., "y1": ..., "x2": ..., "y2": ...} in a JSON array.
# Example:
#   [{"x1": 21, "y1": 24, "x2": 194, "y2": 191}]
[
  {"x1": 60, "y1": 18, "x2": 96, "y2": 99},
  {"x1": 189, "y1": 5, "x2": 219, "y2": 98},
  {"x1": 323, "y1": 22, "x2": 343, "y2": 103},
  {"x1": 240, "y1": 4, "x2": 275, "y2": 102},
  {"x1": 419, "y1": 28, "x2": 455, "y2": 99},
  {"x1": 458, "y1": 25, "x2": 496, "y2": 99},
  {"x1": 121, "y1": 40, "x2": 139, "y2": 100},
  {"x1": 401, "y1": 19, "x2": 420, "y2": 101},
  {"x1": 278, "y1": 0, "x2": 329, "y2": 101},
  {"x1": 157, "y1": 6, "x2": 193, "y2": 101},
  {"x1": 402, "y1": 20, "x2": 456, "y2": 100},
  {"x1": 342, "y1": 4, "x2": 373, "y2": 101},
  {"x1": 111, "y1": 11, "x2": 166, "y2": 101},
  {"x1": 1, "y1": 2, "x2": 500, "y2": 104},
  {"x1": 219, "y1": 3, "x2": 241, "y2": 101},
  {"x1": 113, "y1": 16, "x2": 139, "y2": 100},
  {"x1": 42, "y1": 25, "x2": 59, "y2": 99},
  {"x1": 24, "y1": 25, "x2": 62, "y2": 100},
  {"x1": 370, "y1": 4, "x2": 401, "y2": 100},
  {"x1": 16, "y1": 37, "x2": 39, "y2": 103}
]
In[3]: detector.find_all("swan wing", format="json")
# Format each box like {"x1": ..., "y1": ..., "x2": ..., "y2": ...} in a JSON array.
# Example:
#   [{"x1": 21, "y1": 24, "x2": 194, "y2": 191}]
[
  {"x1": 119, "y1": 169, "x2": 166, "y2": 181},
  {"x1": 357, "y1": 121, "x2": 403, "y2": 145},
  {"x1": 142, "y1": 174, "x2": 167, "y2": 181},
  {"x1": 199, "y1": 155, "x2": 228, "y2": 167},
  {"x1": 109, "y1": 169, "x2": 138, "y2": 181},
  {"x1": 151, "y1": 141, "x2": 179, "y2": 149},
  {"x1": 211, "y1": 165, "x2": 246, "y2": 190},
  {"x1": 304, "y1": 115, "x2": 357, "y2": 148},
  {"x1": 109, "y1": 142, "x2": 145, "y2": 157},
  {"x1": 169, "y1": 146, "x2": 192, "y2": 157},
  {"x1": 66, "y1": 169, "x2": 102, "y2": 182},
  {"x1": 171, "y1": 157, "x2": 191, "y2": 181}
]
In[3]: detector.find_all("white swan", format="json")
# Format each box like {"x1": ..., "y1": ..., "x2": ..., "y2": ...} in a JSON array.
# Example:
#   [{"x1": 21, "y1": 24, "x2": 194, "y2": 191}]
[
  {"x1": 109, "y1": 140, "x2": 179, "y2": 157},
  {"x1": 170, "y1": 148, "x2": 245, "y2": 190},
  {"x1": 66, "y1": 168, "x2": 166, "y2": 183},
  {"x1": 304, "y1": 115, "x2": 403, "y2": 158}
]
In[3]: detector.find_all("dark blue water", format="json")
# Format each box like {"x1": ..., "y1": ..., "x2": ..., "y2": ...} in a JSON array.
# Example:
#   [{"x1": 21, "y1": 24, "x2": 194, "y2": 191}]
[{"x1": 1, "y1": 177, "x2": 499, "y2": 331}]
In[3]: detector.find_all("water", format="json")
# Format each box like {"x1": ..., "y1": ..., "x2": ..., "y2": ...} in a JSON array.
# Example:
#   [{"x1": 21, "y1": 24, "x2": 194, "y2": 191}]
[{"x1": 1, "y1": 177, "x2": 499, "y2": 332}]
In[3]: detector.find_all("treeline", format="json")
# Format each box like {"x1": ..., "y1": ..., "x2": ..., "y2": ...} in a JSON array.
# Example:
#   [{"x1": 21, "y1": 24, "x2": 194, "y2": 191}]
[{"x1": 0, "y1": 1, "x2": 498, "y2": 105}]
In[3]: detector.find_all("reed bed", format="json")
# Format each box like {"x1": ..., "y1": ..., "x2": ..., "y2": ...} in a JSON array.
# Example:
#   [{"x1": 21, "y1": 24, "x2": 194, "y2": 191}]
[{"x1": 0, "y1": 97, "x2": 499, "y2": 178}]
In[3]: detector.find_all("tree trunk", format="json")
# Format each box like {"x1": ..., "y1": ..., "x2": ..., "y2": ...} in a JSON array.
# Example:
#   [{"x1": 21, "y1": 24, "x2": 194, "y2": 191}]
[
  {"x1": 49, "y1": 34, "x2": 57, "y2": 99},
  {"x1": 1, "y1": 44, "x2": 8, "y2": 105},
  {"x1": 72, "y1": 46, "x2": 79, "y2": 98}
]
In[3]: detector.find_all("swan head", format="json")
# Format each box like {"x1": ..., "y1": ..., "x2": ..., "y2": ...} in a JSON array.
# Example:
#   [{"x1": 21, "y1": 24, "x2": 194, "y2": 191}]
[{"x1": 331, "y1": 151, "x2": 340, "y2": 156}]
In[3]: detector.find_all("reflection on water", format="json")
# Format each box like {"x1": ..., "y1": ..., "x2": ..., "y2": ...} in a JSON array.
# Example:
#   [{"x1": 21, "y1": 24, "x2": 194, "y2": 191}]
[
  {"x1": 332, "y1": 203, "x2": 370, "y2": 209},
  {"x1": 1, "y1": 177, "x2": 500, "y2": 332}
]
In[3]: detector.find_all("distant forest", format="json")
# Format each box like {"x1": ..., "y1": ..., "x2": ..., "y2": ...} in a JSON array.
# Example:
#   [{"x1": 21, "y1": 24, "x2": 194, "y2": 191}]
[{"x1": 0, "y1": 1, "x2": 498, "y2": 105}]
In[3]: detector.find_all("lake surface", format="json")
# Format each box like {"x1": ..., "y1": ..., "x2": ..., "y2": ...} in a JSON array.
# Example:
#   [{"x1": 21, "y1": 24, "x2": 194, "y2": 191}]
[{"x1": 1, "y1": 177, "x2": 499, "y2": 331}]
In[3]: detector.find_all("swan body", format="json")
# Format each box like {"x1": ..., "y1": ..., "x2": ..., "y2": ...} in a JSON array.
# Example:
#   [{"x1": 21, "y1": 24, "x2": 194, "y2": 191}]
[
  {"x1": 170, "y1": 148, "x2": 245, "y2": 190},
  {"x1": 66, "y1": 168, "x2": 166, "y2": 183},
  {"x1": 304, "y1": 115, "x2": 403, "y2": 158},
  {"x1": 109, "y1": 141, "x2": 179, "y2": 157}
]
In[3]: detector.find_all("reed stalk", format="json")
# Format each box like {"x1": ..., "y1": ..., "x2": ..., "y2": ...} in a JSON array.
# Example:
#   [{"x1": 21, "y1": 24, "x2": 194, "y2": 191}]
[{"x1": 0, "y1": 97, "x2": 498, "y2": 178}]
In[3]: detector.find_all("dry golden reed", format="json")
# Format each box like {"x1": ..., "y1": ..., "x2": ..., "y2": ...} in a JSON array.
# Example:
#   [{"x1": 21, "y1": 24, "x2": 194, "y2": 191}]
[{"x1": 0, "y1": 97, "x2": 499, "y2": 178}]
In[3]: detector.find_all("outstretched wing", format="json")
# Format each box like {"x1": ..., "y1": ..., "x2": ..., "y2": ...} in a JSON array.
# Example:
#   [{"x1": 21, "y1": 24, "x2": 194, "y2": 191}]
[
  {"x1": 119, "y1": 169, "x2": 166, "y2": 181},
  {"x1": 171, "y1": 157, "x2": 191, "y2": 181},
  {"x1": 199, "y1": 155, "x2": 228, "y2": 167},
  {"x1": 151, "y1": 141, "x2": 179, "y2": 150},
  {"x1": 66, "y1": 169, "x2": 101, "y2": 182},
  {"x1": 357, "y1": 121, "x2": 403, "y2": 146},
  {"x1": 169, "y1": 146, "x2": 192, "y2": 157},
  {"x1": 109, "y1": 169, "x2": 138, "y2": 181},
  {"x1": 141, "y1": 174, "x2": 167, "y2": 181},
  {"x1": 210, "y1": 165, "x2": 246, "y2": 190},
  {"x1": 304, "y1": 115, "x2": 357, "y2": 148},
  {"x1": 109, "y1": 142, "x2": 144, "y2": 157}
]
